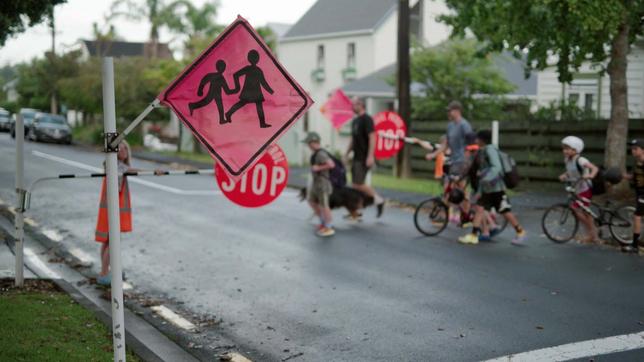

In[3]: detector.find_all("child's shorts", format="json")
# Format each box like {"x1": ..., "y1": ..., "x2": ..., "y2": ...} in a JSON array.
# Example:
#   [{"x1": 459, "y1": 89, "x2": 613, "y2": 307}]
[
  {"x1": 572, "y1": 189, "x2": 592, "y2": 209},
  {"x1": 635, "y1": 193, "x2": 644, "y2": 216},
  {"x1": 478, "y1": 191, "x2": 511, "y2": 213}
]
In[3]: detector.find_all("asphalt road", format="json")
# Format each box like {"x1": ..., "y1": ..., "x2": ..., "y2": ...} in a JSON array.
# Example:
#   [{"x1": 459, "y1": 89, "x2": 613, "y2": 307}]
[{"x1": 1, "y1": 132, "x2": 643, "y2": 361}]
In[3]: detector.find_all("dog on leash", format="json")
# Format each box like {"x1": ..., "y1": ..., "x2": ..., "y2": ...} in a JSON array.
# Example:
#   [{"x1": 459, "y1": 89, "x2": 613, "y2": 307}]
[{"x1": 299, "y1": 186, "x2": 374, "y2": 218}]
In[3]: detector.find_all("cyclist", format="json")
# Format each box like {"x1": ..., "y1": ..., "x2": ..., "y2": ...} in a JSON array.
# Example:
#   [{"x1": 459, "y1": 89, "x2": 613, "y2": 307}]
[
  {"x1": 558, "y1": 136, "x2": 600, "y2": 243},
  {"x1": 459, "y1": 130, "x2": 526, "y2": 245},
  {"x1": 621, "y1": 139, "x2": 644, "y2": 254}
]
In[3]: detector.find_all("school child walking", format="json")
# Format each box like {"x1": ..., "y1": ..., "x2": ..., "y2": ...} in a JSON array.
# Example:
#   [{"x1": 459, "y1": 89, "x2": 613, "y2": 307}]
[
  {"x1": 622, "y1": 139, "x2": 644, "y2": 254},
  {"x1": 303, "y1": 132, "x2": 336, "y2": 237}
]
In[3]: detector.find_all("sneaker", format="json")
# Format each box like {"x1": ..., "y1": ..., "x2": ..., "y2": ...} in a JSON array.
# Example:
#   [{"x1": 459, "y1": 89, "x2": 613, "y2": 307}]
[
  {"x1": 458, "y1": 233, "x2": 479, "y2": 245},
  {"x1": 512, "y1": 230, "x2": 527, "y2": 245},
  {"x1": 97, "y1": 273, "x2": 111, "y2": 286},
  {"x1": 621, "y1": 245, "x2": 638, "y2": 253},
  {"x1": 478, "y1": 235, "x2": 491, "y2": 242},
  {"x1": 316, "y1": 227, "x2": 336, "y2": 237},
  {"x1": 490, "y1": 228, "x2": 501, "y2": 237},
  {"x1": 376, "y1": 202, "x2": 385, "y2": 218},
  {"x1": 316, "y1": 224, "x2": 325, "y2": 231}
]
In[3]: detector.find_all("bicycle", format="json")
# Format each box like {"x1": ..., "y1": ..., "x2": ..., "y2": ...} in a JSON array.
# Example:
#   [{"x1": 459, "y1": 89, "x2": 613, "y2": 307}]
[
  {"x1": 541, "y1": 181, "x2": 634, "y2": 244},
  {"x1": 413, "y1": 176, "x2": 508, "y2": 236}
]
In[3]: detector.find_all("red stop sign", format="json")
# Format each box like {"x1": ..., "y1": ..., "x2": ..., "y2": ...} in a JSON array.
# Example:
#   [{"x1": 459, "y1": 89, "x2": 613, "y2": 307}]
[
  {"x1": 374, "y1": 111, "x2": 407, "y2": 160},
  {"x1": 215, "y1": 144, "x2": 288, "y2": 207}
]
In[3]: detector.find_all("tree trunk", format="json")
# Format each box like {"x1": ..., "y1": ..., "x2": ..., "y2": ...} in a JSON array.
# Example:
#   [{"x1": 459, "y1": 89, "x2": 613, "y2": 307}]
[{"x1": 604, "y1": 17, "x2": 630, "y2": 175}]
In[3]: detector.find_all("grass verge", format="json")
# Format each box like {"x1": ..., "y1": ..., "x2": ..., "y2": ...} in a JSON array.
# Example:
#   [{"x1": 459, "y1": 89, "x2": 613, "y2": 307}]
[
  {"x1": 0, "y1": 279, "x2": 141, "y2": 361},
  {"x1": 369, "y1": 173, "x2": 444, "y2": 195}
]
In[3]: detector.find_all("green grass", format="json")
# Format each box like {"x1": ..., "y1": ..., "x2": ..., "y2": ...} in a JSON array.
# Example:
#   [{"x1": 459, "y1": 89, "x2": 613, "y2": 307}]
[
  {"x1": 0, "y1": 282, "x2": 141, "y2": 361},
  {"x1": 159, "y1": 150, "x2": 214, "y2": 164},
  {"x1": 368, "y1": 173, "x2": 445, "y2": 195}
]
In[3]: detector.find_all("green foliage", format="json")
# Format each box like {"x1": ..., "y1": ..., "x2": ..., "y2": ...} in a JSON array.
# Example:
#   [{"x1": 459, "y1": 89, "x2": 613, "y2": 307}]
[
  {"x1": 256, "y1": 26, "x2": 277, "y2": 51},
  {"x1": 15, "y1": 50, "x2": 81, "y2": 112},
  {"x1": 440, "y1": 0, "x2": 644, "y2": 83},
  {"x1": 0, "y1": 0, "x2": 66, "y2": 46},
  {"x1": 410, "y1": 39, "x2": 516, "y2": 120},
  {"x1": 532, "y1": 100, "x2": 598, "y2": 122}
]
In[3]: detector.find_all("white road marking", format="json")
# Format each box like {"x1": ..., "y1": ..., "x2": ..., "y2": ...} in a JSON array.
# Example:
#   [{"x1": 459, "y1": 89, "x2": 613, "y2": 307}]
[
  {"x1": 225, "y1": 352, "x2": 253, "y2": 362},
  {"x1": 150, "y1": 305, "x2": 196, "y2": 331},
  {"x1": 485, "y1": 330, "x2": 644, "y2": 361},
  {"x1": 32, "y1": 150, "x2": 220, "y2": 195},
  {"x1": 123, "y1": 281, "x2": 133, "y2": 291},
  {"x1": 24, "y1": 218, "x2": 38, "y2": 227},
  {"x1": 41, "y1": 228, "x2": 63, "y2": 242},
  {"x1": 67, "y1": 246, "x2": 94, "y2": 265},
  {"x1": 24, "y1": 247, "x2": 61, "y2": 279}
]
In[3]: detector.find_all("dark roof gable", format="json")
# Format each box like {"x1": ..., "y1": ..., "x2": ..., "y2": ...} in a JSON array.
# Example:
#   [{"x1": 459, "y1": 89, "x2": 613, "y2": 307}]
[{"x1": 283, "y1": 0, "x2": 397, "y2": 39}]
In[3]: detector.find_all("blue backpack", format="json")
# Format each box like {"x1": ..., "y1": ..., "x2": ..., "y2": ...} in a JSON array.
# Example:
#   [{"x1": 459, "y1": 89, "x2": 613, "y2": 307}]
[{"x1": 311, "y1": 149, "x2": 347, "y2": 188}]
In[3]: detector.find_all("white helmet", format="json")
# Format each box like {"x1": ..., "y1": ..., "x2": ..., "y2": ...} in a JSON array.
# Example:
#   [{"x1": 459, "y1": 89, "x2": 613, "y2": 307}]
[{"x1": 562, "y1": 136, "x2": 584, "y2": 153}]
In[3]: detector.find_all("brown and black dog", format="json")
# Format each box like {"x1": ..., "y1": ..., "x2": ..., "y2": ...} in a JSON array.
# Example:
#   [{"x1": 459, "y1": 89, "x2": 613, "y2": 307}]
[{"x1": 299, "y1": 186, "x2": 374, "y2": 218}]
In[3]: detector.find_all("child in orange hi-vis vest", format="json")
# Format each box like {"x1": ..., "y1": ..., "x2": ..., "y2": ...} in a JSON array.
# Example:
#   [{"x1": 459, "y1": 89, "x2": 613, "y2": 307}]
[{"x1": 95, "y1": 141, "x2": 163, "y2": 286}]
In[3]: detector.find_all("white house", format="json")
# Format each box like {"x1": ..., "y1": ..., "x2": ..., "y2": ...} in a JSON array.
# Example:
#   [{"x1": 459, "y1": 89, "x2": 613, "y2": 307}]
[
  {"x1": 277, "y1": 0, "x2": 450, "y2": 164},
  {"x1": 536, "y1": 39, "x2": 644, "y2": 119}
]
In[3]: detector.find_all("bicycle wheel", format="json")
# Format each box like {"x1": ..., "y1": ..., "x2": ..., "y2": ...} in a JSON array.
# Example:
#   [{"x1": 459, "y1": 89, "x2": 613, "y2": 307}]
[
  {"x1": 542, "y1": 204, "x2": 578, "y2": 243},
  {"x1": 609, "y1": 205, "x2": 635, "y2": 245},
  {"x1": 488, "y1": 207, "x2": 509, "y2": 235},
  {"x1": 414, "y1": 198, "x2": 449, "y2": 236}
]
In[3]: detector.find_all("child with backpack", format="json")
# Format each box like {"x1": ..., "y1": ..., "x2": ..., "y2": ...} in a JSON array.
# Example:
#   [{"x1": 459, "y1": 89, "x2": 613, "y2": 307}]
[
  {"x1": 559, "y1": 136, "x2": 600, "y2": 243},
  {"x1": 458, "y1": 130, "x2": 527, "y2": 245},
  {"x1": 303, "y1": 132, "x2": 336, "y2": 237},
  {"x1": 621, "y1": 139, "x2": 644, "y2": 254}
]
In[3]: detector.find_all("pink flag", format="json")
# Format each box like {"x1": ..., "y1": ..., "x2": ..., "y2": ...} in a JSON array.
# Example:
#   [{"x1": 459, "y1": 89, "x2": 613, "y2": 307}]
[
  {"x1": 320, "y1": 89, "x2": 354, "y2": 129},
  {"x1": 158, "y1": 16, "x2": 313, "y2": 178}
]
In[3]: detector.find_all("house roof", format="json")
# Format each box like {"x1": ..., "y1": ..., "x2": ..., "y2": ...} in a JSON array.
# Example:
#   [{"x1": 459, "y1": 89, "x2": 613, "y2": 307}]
[
  {"x1": 81, "y1": 40, "x2": 173, "y2": 59},
  {"x1": 282, "y1": 0, "x2": 397, "y2": 40},
  {"x1": 343, "y1": 53, "x2": 538, "y2": 98}
]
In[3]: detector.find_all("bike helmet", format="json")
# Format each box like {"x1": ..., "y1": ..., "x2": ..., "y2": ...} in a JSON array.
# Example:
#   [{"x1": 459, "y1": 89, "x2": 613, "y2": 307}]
[
  {"x1": 603, "y1": 167, "x2": 623, "y2": 185},
  {"x1": 561, "y1": 136, "x2": 584, "y2": 153},
  {"x1": 448, "y1": 188, "x2": 465, "y2": 204}
]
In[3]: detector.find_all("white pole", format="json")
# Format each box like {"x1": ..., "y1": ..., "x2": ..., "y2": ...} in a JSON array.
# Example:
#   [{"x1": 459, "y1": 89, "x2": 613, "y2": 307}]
[
  {"x1": 492, "y1": 120, "x2": 499, "y2": 147},
  {"x1": 102, "y1": 57, "x2": 126, "y2": 362},
  {"x1": 15, "y1": 113, "x2": 24, "y2": 287}
]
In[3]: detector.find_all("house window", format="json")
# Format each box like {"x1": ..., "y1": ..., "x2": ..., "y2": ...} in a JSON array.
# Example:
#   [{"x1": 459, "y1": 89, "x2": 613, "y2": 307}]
[
  {"x1": 317, "y1": 45, "x2": 324, "y2": 69},
  {"x1": 584, "y1": 94, "x2": 594, "y2": 112},
  {"x1": 568, "y1": 93, "x2": 579, "y2": 106},
  {"x1": 347, "y1": 43, "x2": 356, "y2": 68}
]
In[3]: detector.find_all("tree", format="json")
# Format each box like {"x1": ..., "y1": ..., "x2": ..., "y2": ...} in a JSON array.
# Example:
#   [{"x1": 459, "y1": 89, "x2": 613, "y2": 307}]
[
  {"x1": 0, "y1": 0, "x2": 66, "y2": 46},
  {"x1": 410, "y1": 39, "x2": 516, "y2": 120},
  {"x1": 162, "y1": 1, "x2": 223, "y2": 59},
  {"x1": 108, "y1": 0, "x2": 185, "y2": 57},
  {"x1": 440, "y1": 0, "x2": 644, "y2": 173},
  {"x1": 15, "y1": 50, "x2": 81, "y2": 111}
]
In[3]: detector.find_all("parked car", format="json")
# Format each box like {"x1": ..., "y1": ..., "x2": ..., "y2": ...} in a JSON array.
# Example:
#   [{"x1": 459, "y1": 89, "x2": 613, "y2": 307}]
[
  {"x1": 27, "y1": 113, "x2": 72, "y2": 144},
  {"x1": 10, "y1": 108, "x2": 39, "y2": 138},
  {"x1": 0, "y1": 108, "x2": 10, "y2": 132}
]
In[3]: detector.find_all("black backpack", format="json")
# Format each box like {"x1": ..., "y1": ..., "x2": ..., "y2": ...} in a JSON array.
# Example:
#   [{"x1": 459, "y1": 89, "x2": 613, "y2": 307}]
[
  {"x1": 311, "y1": 149, "x2": 347, "y2": 188},
  {"x1": 575, "y1": 158, "x2": 606, "y2": 195}
]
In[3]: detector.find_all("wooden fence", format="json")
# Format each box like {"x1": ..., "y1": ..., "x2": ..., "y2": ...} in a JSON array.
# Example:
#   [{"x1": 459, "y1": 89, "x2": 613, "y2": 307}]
[{"x1": 378, "y1": 119, "x2": 644, "y2": 183}]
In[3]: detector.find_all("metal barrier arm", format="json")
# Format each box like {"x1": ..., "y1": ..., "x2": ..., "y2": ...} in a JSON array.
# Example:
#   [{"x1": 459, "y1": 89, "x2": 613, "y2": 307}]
[{"x1": 22, "y1": 169, "x2": 215, "y2": 211}]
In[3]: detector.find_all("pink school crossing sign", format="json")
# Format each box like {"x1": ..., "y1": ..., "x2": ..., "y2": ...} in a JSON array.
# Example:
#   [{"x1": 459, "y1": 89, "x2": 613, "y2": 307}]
[{"x1": 158, "y1": 16, "x2": 313, "y2": 177}]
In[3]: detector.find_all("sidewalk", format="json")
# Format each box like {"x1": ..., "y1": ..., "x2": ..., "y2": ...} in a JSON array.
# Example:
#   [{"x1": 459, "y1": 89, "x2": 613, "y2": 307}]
[{"x1": 133, "y1": 150, "x2": 566, "y2": 210}]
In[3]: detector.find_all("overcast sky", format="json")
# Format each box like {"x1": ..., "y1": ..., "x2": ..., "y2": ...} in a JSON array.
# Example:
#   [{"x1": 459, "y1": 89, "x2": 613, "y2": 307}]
[{"x1": 0, "y1": 0, "x2": 316, "y2": 66}]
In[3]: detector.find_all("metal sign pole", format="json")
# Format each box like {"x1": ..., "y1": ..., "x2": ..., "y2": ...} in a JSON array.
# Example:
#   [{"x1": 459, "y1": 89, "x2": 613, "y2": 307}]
[
  {"x1": 15, "y1": 113, "x2": 24, "y2": 287},
  {"x1": 102, "y1": 57, "x2": 127, "y2": 362}
]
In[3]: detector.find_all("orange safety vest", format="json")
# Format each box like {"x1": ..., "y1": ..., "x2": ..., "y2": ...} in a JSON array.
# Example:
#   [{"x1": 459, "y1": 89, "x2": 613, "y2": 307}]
[{"x1": 95, "y1": 177, "x2": 132, "y2": 242}]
